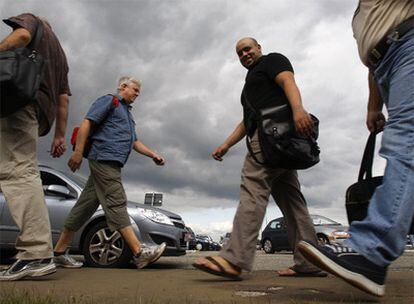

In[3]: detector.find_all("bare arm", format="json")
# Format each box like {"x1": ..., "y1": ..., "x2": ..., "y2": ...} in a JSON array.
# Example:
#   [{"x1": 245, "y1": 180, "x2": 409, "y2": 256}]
[
  {"x1": 212, "y1": 121, "x2": 246, "y2": 161},
  {"x1": 275, "y1": 71, "x2": 313, "y2": 136},
  {"x1": 0, "y1": 28, "x2": 31, "y2": 51},
  {"x1": 367, "y1": 71, "x2": 385, "y2": 133},
  {"x1": 133, "y1": 140, "x2": 165, "y2": 165},
  {"x1": 50, "y1": 94, "x2": 69, "y2": 158},
  {"x1": 67, "y1": 119, "x2": 93, "y2": 172}
]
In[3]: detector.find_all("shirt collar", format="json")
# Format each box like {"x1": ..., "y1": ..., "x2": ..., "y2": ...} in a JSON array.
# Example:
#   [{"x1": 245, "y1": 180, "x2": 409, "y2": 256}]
[
  {"x1": 247, "y1": 54, "x2": 265, "y2": 70},
  {"x1": 116, "y1": 94, "x2": 133, "y2": 109}
]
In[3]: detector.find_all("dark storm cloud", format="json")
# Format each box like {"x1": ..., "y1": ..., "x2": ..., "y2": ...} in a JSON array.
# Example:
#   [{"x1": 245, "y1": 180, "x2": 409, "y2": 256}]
[{"x1": 1, "y1": 0, "x2": 372, "y2": 218}]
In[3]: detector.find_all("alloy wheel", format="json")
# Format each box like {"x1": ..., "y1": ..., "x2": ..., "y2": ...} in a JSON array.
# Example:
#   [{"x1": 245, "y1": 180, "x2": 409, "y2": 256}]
[
  {"x1": 88, "y1": 227, "x2": 125, "y2": 266},
  {"x1": 263, "y1": 239, "x2": 274, "y2": 254}
]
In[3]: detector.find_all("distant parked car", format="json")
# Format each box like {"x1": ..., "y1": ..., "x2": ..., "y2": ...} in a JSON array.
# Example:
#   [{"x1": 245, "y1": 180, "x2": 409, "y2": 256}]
[
  {"x1": 184, "y1": 226, "x2": 197, "y2": 250},
  {"x1": 0, "y1": 165, "x2": 188, "y2": 267},
  {"x1": 195, "y1": 235, "x2": 221, "y2": 251},
  {"x1": 261, "y1": 215, "x2": 349, "y2": 254},
  {"x1": 220, "y1": 232, "x2": 231, "y2": 247}
]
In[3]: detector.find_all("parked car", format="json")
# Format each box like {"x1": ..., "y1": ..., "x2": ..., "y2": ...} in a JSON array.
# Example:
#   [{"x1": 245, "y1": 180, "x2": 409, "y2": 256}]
[
  {"x1": 0, "y1": 165, "x2": 188, "y2": 267},
  {"x1": 184, "y1": 226, "x2": 197, "y2": 250},
  {"x1": 220, "y1": 232, "x2": 231, "y2": 247},
  {"x1": 261, "y1": 215, "x2": 349, "y2": 254},
  {"x1": 195, "y1": 235, "x2": 221, "y2": 251}
]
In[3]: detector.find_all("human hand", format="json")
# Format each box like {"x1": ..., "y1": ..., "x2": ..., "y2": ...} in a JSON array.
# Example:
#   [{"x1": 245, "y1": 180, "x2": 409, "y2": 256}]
[
  {"x1": 366, "y1": 111, "x2": 386, "y2": 133},
  {"x1": 293, "y1": 108, "x2": 313, "y2": 137},
  {"x1": 152, "y1": 154, "x2": 165, "y2": 166},
  {"x1": 50, "y1": 136, "x2": 66, "y2": 158},
  {"x1": 68, "y1": 151, "x2": 83, "y2": 172},
  {"x1": 212, "y1": 144, "x2": 229, "y2": 161}
]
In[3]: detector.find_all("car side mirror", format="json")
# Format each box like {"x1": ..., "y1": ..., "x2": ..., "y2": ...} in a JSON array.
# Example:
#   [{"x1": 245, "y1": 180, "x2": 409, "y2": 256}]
[{"x1": 45, "y1": 185, "x2": 76, "y2": 199}]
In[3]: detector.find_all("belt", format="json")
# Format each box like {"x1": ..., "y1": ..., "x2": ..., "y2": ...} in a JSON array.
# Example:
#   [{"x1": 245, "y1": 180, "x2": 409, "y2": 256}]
[{"x1": 368, "y1": 15, "x2": 414, "y2": 69}]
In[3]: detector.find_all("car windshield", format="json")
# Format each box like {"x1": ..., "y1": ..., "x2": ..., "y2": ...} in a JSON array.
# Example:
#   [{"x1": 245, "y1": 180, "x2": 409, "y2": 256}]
[{"x1": 311, "y1": 215, "x2": 340, "y2": 226}]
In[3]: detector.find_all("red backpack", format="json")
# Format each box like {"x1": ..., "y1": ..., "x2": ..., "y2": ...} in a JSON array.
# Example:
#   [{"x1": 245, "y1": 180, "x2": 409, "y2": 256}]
[{"x1": 70, "y1": 94, "x2": 119, "y2": 158}]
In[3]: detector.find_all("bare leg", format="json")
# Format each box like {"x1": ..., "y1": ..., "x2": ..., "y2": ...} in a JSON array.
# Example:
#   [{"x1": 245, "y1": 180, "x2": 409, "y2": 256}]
[
  {"x1": 54, "y1": 228, "x2": 75, "y2": 253},
  {"x1": 119, "y1": 226, "x2": 141, "y2": 256}
]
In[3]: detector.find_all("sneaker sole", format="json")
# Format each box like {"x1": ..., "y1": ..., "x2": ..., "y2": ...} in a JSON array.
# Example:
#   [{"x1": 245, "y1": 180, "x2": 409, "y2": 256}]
[
  {"x1": 55, "y1": 263, "x2": 83, "y2": 269},
  {"x1": 0, "y1": 264, "x2": 56, "y2": 281},
  {"x1": 298, "y1": 242, "x2": 385, "y2": 297},
  {"x1": 29, "y1": 264, "x2": 57, "y2": 278}
]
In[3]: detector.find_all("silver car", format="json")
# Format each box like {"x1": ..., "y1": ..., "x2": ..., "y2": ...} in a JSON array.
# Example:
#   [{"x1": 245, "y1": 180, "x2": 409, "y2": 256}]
[
  {"x1": 261, "y1": 214, "x2": 349, "y2": 254},
  {"x1": 0, "y1": 165, "x2": 188, "y2": 267}
]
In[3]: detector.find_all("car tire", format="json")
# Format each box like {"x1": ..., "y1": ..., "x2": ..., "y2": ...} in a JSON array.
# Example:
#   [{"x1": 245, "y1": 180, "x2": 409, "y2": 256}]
[
  {"x1": 263, "y1": 239, "x2": 275, "y2": 254},
  {"x1": 195, "y1": 243, "x2": 203, "y2": 251},
  {"x1": 317, "y1": 234, "x2": 330, "y2": 245},
  {"x1": 82, "y1": 221, "x2": 132, "y2": 268}
]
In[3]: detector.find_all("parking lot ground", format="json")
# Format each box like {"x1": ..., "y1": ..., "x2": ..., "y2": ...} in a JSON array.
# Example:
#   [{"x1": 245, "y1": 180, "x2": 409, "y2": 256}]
[{"x1": 1, "y1": 250, "x2": 413, "y2": 304}]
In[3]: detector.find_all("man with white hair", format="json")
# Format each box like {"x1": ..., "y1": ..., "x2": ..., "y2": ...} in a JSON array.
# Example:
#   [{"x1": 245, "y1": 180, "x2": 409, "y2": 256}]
[{"x1": 53, "y1": 76, "x2": 167, "y2": 270}]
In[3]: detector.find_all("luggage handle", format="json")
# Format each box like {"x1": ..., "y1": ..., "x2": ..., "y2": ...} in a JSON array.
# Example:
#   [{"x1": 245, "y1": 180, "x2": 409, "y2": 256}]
[{"x1": 358, "y1": 132, "x2": 377, "y2": 181}]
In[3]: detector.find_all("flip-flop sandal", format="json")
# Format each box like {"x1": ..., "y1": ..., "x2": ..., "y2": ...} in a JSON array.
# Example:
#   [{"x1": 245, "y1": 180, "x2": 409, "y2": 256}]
[
  {"x1": 193, "y1": 256, "x2": 242, "y2": 281},
  {"x1": 278, "y1": 266, "x2": 328, "y2": 277}
]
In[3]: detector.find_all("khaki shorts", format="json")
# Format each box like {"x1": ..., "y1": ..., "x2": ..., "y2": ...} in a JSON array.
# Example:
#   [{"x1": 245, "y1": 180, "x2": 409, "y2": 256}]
[{"x1": 64, "y1": 160, "x2": 131, "y2": 231}]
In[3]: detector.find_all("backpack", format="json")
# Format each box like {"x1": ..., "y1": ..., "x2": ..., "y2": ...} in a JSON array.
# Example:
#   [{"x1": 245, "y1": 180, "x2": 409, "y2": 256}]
[{"x1": 70, "y1": 94, "x2": 119, "y2": 158}]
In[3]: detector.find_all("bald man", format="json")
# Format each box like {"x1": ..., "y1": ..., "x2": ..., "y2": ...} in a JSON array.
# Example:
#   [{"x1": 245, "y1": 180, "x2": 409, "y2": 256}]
[{"x1": 193, "y1": 38, "x2": 325, "y2": 279}]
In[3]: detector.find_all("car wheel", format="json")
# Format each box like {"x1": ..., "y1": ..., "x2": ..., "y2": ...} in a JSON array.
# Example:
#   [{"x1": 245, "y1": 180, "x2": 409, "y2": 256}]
[
  {"x1": 82, "y1": 221, "x2": 132, "y2": 268},
  {"x1": 263, "y1": 239, "x2": 275, "y2": 254},
  {"x1": 195, "y1": 243, "x2": 203, "y2": 251},
  {"x1": 317, "y1": 234, "x2": 330, "y2": 245}
]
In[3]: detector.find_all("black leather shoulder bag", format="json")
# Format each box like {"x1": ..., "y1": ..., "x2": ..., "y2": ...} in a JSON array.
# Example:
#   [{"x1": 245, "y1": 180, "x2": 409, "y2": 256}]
[
  {"x1": 0, "y1": 21, "x2": 45, "y2": 117},
  {"x1": 243, "y1": 90, "x2": 320, "y2": 170}
]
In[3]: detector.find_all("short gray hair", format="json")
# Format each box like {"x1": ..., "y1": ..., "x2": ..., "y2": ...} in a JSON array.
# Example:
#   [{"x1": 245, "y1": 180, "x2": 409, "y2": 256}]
[{"x1": 117, "y1": 76, "x2": 141, "y2": 91}]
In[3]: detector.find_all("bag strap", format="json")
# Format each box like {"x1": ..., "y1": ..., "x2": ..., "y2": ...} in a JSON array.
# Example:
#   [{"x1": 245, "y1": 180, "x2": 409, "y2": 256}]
[
  {"x1": 358, "y1": 132, "x2": 377, "y2": 181},
  {"x1": 27, "y1": 19, "x2": 44, "y2": 51},
  {"x1": 246, "y1": 135, "x2": 266, "y2": 165},
  {"x1": 242, "y1": 88, "x2": 257, "y2": 115},
  {"x1": 242, "y1": 89, "x2": 267, "y2": 165},
  {"x1": 97, "y1": 94, "x2": 119, "y2": 124},
  {"x1": 89, "y1": 94, "x2": 119, "y2": 136}
]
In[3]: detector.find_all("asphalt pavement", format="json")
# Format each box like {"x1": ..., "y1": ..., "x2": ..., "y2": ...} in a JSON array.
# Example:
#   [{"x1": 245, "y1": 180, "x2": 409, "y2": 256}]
[{"x1": 0, "y1": 250, "x2": 413, "y2": 303}]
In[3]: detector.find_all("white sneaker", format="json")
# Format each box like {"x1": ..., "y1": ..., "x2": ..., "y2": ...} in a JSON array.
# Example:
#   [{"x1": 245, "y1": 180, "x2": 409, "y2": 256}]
[
  {"x1": 133, "y1": 242, "x2": 166, "y2": 269},
  {"x1": 0, "y1": 259, "x2": 56, "y2": 281},
  {"x1": 54, "y1": 251, "x2": 83, "y2": 268}
]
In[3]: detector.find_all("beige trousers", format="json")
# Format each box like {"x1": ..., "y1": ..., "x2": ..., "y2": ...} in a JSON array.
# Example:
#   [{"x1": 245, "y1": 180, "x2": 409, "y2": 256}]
[
  {"x1": 0, "y1": 102, "x2": 53, "y2": 260},
  {"x1": 220, "y1": 132, "x2": 319, "y2": 272}
]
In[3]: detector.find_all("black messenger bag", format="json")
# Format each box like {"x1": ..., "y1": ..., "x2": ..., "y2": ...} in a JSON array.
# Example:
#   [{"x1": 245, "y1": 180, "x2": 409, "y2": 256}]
[
  {"x1": 243, "y1": 91, "x2": 320, "y2": 170},
  {"x1": 256, "y1": 104, "x2": 320, "y2": 169},
  {"x1": 345, "y1": 133, "x2": 414, "y2": 233},
  {"x1": 346, "y1": 133, "x2": 382, "y2": 224},
  {"x1": 0, "y1": 22, "x2": 45, "y2": 118}
]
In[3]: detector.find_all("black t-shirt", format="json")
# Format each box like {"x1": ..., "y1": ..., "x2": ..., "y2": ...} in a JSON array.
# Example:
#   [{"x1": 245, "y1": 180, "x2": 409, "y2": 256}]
[{"x1": 241, "y1": 53, "x2": 293, "y2": 137}]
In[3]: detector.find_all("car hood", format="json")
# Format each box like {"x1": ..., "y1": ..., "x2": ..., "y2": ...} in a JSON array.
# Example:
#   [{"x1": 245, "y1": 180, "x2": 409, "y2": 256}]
[{"x1": 127, "y1": 201, "x2": 182, "y2": 220}]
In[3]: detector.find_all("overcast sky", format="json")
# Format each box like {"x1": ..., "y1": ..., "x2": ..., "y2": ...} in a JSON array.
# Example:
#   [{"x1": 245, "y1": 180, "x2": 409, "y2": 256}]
[{"x1": 1, "y1": 0, "x2": 387, "y2": 241}]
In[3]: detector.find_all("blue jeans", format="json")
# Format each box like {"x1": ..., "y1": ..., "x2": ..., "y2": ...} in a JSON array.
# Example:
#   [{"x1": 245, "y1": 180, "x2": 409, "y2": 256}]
[{"x1": 345, "y1": 28, "x2": 414, "y2": 268}]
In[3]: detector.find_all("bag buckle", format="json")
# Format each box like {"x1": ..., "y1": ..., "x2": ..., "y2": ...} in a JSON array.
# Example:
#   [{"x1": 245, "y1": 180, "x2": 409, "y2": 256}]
[{"x1": 28, "y1": 50, "x2": 38, "y2": 61}]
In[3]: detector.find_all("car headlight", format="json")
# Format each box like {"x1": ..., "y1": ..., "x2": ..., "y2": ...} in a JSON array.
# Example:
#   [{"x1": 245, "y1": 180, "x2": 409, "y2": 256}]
[
  {"x1": 332, "y1": 230, "x2": 349, "y2": 238},
  {"x1": 138, "y1": 208, "x2": 174, "y2": 226}
]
